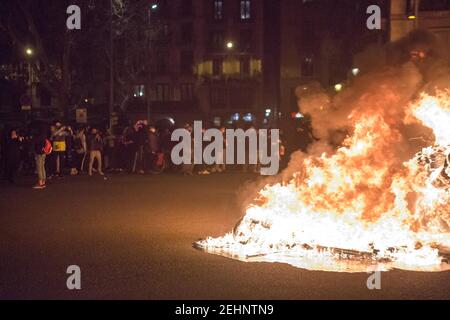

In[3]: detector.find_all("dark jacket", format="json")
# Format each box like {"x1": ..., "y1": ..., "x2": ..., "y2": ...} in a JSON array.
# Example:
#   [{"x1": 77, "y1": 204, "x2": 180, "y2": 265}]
[
  {"x1": 147, "y1": 132, "x2": 159, "y2": 153},
  {"x1": 5, "y1": 138, "x2": 21, "y2": 163},
  {"x1": 33, "y1": 135, "x2": 47, "y2": 155},
  {"x1": 89, "y1": 134, "x2": 103, "y2": 152}
]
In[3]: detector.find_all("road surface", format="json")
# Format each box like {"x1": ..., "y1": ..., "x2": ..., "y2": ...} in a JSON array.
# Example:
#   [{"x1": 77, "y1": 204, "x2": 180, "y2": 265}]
[{"x1": 1, "y1": 173, "x2": 449, "y2": 299}]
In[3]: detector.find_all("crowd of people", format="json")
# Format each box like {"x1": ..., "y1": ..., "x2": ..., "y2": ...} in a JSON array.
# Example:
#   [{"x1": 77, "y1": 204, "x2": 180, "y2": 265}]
[{"x1": 0, "y1": 120, "x2": 286, "y2": 189}]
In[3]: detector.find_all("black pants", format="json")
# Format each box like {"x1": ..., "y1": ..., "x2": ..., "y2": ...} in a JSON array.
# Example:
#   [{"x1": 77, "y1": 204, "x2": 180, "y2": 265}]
[
  {"x1": 145, "y1": 152, "x2": 157, "y2": 171},
  {"x1": 4, "y1": 160, "x2": 19, "y2": 183},
  {"x1": 74, "y1": 152, "x2": 86, "y2": 172}
]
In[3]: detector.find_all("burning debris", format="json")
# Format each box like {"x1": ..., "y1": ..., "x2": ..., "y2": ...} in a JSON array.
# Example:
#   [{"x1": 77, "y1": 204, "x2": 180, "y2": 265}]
[{"x1": 195, "y1": 33, "x2": 450, "y2": 272}]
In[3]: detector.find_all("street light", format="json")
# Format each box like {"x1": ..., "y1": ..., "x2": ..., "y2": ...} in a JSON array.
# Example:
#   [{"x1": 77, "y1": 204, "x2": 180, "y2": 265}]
[
  {"x1": 151, "y1": 3, "x2": 158, "y2": 10},
  {"x1": 226, "y1": 41, "x2": 234, "y2": 49},
  {"x1": 334, "y1": 83, "x2": 343, "y2": 92},
  {"x1": 25, "y1": 48, "x2": 33, "y2": 56}
]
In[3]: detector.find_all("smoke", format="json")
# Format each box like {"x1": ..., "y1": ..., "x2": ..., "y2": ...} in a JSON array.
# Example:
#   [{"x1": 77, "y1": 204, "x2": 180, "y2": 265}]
[
  {"x1": 237, "y1": 29, "x2": 450, "y2": 215},
  {"x1": 292, "y1": 29, "x2": 449, "y2": 167}
]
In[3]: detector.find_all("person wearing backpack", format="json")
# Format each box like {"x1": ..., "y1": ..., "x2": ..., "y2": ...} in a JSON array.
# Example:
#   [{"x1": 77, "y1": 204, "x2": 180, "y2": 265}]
[{"x1": 33, "y1": 132, "x2": 51, "y2": 189}]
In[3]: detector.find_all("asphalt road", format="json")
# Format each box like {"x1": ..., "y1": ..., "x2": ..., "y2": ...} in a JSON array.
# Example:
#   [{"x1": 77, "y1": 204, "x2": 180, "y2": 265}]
[{"x1": 0, "y1": 173, "x2": 449, "y2": 300}]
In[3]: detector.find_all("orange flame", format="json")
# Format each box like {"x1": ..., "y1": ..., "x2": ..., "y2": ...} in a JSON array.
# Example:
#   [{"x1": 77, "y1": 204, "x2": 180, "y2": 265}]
[{"x1": 197, "y1": 90, "x2": 450, "y2": 272}]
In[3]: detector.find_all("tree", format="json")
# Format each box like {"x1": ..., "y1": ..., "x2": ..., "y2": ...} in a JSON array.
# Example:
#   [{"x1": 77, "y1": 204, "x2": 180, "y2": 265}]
[
  {"x1": 109, "y1": 0, "x2": 164, "y2": 112},
  {"x1": 0, "y1": 0, "x2": 164, "y2": 117},
  {"x1": 0, "y1": 0, "x2": 87, "y2": 116}
]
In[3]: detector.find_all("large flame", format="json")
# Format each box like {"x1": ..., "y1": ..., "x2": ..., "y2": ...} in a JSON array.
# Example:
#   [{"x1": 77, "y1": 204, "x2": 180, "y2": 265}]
[{"x1": 196, "y1": 90, "x2": 450, "y2": 272}]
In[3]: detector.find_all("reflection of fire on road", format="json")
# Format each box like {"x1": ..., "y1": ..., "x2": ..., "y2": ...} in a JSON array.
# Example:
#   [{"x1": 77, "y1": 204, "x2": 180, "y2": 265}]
[{"x1": 195, "y1": 87, "x2": 450, "y2": 272}]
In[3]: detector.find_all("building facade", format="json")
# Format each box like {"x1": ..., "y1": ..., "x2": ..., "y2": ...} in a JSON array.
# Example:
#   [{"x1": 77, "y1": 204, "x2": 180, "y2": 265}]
[
  {"x1": 391, "y1": 0, "x2": 450, "y2": 59},
  {"x1": 126, "y1": 0, "x2": 265, "y2": 127},
  {"x1": 275, "y1": 0, "x2": 391, "y2": 120},
  {"x1": 1, "y1": 0, "x2": 449, "y2": 128}
]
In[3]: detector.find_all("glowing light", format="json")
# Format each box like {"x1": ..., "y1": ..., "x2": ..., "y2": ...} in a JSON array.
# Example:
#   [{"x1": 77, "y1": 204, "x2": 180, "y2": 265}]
[
  {"x1": 334, "y1": 84, "x2": 343, "y2": 92},
  {"x1": 226, "y1": 42, "x2": 234, "y2": 49},
  {"x1": 197, "y1": 90, "x2": 450, "y2": 273},
  {"x1": 243, "y1": 113, "x2": 254, "y2": 122},
  {"x1": 25, "y1": 48, "x2": 33, "y2": 56},
  {"x1": 291, "y1": 112, "x2": 304, "y2": 119},
  {"x1": 408, "y1": 15, "x2": 416, "y2": 20},
  {"x1": 352, "y1": 68, "x2": 360, "y2": 76}
]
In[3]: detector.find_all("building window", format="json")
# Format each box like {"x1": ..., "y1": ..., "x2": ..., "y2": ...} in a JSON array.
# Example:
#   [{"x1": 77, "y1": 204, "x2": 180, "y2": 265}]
[
  {"x1": 420, "y1": 0, "x2": 450, "y2": 11},
  {"x1": 239, "y1": 30, "x2": 252, "y2": 51},
  {"x1": 155, "y1": 24, "x2": 170, "y2": 45},
  {"x1": 301, "y1": 56, "x2": 314, "y2": 77},
  {"x1": 240, "y1": 0, "x2": 251, "y2": 20},
  {"x1": 133, "y1": 85, "x2": 145, "y2": 98},
  {"x1": 240, "y1": 57, "x2": 250, "y2": 75},
  {"x1": 156, "y1": 84, "x2": 171, "y2": 102},
  {"x1": 181, "y1": 83, "x2": 193, "y2": 101},
  {"x1": 156, "y1": 52, "x2": 168, "y2": 74},
  {"x1": 180, "y1": 51, "x2": 193, "y2": 75},
  {"x1": 213, "y1": 0, "x2": 224, "y2": 20},
  {"x1": 212, "y1": 59, "x2": 223, "y2": 76},
  {"x1": 210, "y1": 31, "x2": 224, "y2": 50}
]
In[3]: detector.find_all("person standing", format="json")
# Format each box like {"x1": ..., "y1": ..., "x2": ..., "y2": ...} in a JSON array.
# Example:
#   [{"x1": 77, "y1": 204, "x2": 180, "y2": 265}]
[
  {"x1": 211, "y1": 127, "x2": 227, "y2": 173},
  {"x1": 123, "y1": 126, "x2": 138, "y2": 173},
  {"x1": 73, "y1": 127, "x2": 87, "y2": 174},
  {"x1": 135, "y1": 123, "x2": 147, "y2": 174},
  {"x1": 88, "y1": 128, "x2": 104, "y2": 176},
  {"x1": 103, "y1": 128, "x2": 116, "y2": 171},
  {"x1": 51, "y1": 122, "x2": 69, "y2": 177},
  {"x1": 180, "y1": 124, "x2": 195, "y2": 176},
  {"x1": 33, "y1": 131, "x2": 49, "y2": 189},
  {"x1": 144, "y1": 126, "x2": 158, "y2": 172},
  {"x1": 4, "y1": 129, "x2": 22, "y2": 184}
]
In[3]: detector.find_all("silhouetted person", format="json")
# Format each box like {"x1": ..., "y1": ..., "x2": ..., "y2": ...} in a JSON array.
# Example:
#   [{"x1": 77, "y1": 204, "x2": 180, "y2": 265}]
[{"x1": 4, "y1": 129, "x2": 22, "y2": 184}]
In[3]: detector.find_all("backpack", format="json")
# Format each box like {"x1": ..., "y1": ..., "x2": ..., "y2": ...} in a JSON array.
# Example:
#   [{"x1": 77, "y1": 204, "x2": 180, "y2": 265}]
[
  {"x1": 43, "y1": 139, "x2": 53, "y2": 155},
  {"x1": 155, "y1": 152, "x2": 165, "y2": 167}
]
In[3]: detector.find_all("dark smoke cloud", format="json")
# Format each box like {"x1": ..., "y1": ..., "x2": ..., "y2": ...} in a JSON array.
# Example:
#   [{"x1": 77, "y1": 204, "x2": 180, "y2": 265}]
[
  {"x1": 295, "y1": 29, "x2": 449, "y2": 159},
  {"x1": 235, "y1": 30, "x2": 449, "y2": 216}
]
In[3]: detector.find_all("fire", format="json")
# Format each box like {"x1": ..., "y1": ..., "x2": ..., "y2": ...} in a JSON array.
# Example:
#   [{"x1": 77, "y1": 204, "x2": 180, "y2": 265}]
[{"x1": 196, "y1": 90, "x2": 450, "y2": 272}]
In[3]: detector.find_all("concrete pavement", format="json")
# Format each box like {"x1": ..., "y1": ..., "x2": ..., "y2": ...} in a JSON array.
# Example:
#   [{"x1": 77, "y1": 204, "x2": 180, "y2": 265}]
[{"x1": 0, "y1": 174, "x2": 449, "y2": 299}]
